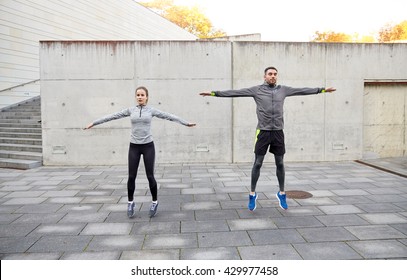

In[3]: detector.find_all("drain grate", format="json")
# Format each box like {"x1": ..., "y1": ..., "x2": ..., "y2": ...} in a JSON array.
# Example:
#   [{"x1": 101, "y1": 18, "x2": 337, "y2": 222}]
[{"x1": 286, "y1": 190, "x2": 313, "y2": 199}]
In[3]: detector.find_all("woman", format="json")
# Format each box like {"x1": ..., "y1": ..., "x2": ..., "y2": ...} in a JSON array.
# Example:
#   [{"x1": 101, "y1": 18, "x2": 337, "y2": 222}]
[{"x1": 84, "y1": 86, "x2": 196, "y2": 218}]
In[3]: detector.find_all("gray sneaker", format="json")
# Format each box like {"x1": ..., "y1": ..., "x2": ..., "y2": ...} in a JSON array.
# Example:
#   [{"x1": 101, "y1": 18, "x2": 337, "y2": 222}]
[
  {"x1": 149, "y1": 201, "x2": 159, "y2": 218},
  {"x1": 127, "y1": 202, "x2": 135, "y2": 218}
]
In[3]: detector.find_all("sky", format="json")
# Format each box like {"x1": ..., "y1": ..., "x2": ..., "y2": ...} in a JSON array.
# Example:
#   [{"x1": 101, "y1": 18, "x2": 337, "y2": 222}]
[{"x1": 173, "y1": 0, "x2": 406, "y2": 41}]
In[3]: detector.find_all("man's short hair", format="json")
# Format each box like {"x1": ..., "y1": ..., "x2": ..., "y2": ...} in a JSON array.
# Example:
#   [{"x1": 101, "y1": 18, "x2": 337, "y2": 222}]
[{"x1": 264, "y1": 66, "x2": 278, "y2": 74}]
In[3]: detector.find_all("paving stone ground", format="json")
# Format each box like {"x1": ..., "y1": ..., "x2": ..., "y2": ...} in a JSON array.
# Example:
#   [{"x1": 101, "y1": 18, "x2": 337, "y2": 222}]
[{"x1": 0, "y1": 159, "x2": 407, "y2": 260}]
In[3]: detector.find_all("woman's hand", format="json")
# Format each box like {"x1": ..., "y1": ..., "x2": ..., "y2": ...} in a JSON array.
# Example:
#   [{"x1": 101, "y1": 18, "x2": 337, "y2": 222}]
[{"x1": 83, "y1": 123, "x2": 94, "y2": 130}]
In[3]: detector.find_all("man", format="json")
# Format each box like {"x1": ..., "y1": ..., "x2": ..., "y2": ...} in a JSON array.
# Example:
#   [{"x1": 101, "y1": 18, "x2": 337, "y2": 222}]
[{"x1": 200, "y1": 66, "x2": 336, "y2": 211}]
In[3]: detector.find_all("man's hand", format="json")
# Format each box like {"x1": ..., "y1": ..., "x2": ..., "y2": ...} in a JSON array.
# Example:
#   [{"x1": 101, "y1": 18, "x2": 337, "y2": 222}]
[
  {"x1": 199, "y1": 92, "x2": 212, "y2": 97},
  {"x1": 325, "y1": 87, "x2": 336, "y2": 93}
]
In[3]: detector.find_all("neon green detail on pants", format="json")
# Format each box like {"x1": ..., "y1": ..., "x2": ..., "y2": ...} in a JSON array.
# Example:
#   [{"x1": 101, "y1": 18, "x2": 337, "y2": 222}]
[{"x1": 253, "y1": 129, "x2": 261, "y2": 152}]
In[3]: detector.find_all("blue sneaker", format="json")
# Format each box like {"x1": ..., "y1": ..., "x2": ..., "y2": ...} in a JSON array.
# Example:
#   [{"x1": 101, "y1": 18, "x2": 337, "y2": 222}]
[
  {"x1": 276, "y1": 192, "x2": 288, "y2": 210},
  {"x1": 248, "y1": 193, "x2": 258, "y2": 211},
  {"x1": 127, "y1": 201, "x2": 135, "y2": 218}
]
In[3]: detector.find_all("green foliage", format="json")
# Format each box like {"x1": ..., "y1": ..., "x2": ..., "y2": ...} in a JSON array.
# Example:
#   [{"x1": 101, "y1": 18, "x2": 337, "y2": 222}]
[
  {"x1": 139, "y1": 0, "x2": 226, "y2": 39},
  {"x1": 378, "y1": 20, "x2": 407, "y2": 42}
]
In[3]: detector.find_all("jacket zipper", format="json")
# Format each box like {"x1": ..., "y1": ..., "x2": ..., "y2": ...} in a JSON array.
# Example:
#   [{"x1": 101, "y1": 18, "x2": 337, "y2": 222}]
[{"x1": 139, "y1": 106, "x2": 143, "y2": 117}]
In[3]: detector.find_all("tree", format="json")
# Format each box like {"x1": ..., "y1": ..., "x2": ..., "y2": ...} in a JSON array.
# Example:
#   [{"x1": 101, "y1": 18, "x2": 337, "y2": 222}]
[
  {"x1": 311, "y1": 31, "x2": 377, "y2": 43},
  {"x1": 139, "y1": 0, "x2": 226, "y2": 39},
  {"x1": 378, "y1": 20, "x2": 407, "y2": 42},
  {"x1": 311, "y1": 31, "x2": 353, "y2": 42}
]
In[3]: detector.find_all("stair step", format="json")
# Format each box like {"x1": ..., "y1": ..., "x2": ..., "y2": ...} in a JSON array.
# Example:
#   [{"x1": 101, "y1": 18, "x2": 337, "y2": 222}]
[
  {"x1": 0, "y1": 112, "x2": 41, "y2": 117},
  {"x1": 0, "y1": 143, "x2": 42, "y2": 153},
  {"x1": 0, "y1": 127, "x2": 41, "y2": 133},
  {"x1": 0, "y1": 97, "x2": 43, "y2": 169},
  {"x1": 0, "y1": 150, "x2": 42, "y2": 160},
  {"x1": 0, "y1": 132, "x2": 42, "y2": 139},
  {"x1": 0, "y1": 158, "x2": 42, "y2": 170},
  {"x1": 0, "y1": 137, "x2": 42, "y2": 145},
  {"x1": 0, "y1": 116, "x2": 41, "y2": 121},
  {"x1": 0, "y1": 122, "x2": 41, "y2": 128}
]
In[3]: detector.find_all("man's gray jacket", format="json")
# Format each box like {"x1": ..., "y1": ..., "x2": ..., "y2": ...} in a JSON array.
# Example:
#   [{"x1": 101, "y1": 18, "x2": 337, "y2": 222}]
[{"x1": 212, "y1": 83, "x2": 324, "y2": 130}]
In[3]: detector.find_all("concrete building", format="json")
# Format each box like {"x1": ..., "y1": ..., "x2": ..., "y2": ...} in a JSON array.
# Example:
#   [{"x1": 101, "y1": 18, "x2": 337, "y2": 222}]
[
  {"x1": 40, "y1": 41, "x2": 407, "y2": 166},
  {"x1": 0, "y1": 0, "x2": 196, "y2": 108}
]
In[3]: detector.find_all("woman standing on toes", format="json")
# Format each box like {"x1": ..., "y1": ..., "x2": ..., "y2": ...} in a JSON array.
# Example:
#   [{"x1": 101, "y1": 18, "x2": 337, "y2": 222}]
[{"x1": 84, "y1": 86, "x2": 196, "y2": 218}]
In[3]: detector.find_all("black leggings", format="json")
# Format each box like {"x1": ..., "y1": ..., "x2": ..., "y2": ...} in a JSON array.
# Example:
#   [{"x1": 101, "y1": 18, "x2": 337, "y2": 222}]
[
  {"x1": 127, "y1": 142, "x2": 157, "y2": 201},
  {"x1": 251, "y1": 154, "x2": 285, "y2": 193}
]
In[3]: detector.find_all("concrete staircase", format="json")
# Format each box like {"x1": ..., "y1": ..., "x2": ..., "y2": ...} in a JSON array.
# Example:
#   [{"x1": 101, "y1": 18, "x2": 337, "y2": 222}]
[{"x1": 0, "y1": 97, "x2": 42, "y2": 169}]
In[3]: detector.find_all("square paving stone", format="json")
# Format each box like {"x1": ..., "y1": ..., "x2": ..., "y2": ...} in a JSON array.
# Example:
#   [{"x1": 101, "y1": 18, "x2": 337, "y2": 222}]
[
  {"x1": 330, "y1": 196, "x2": 374, "y2": 204},
  {"x1": 331, "y1": 189, "x2": 370, "y2": 196},
  {"x1": 28, "y1": 235, "x2": 92, "y2": 253},
  {"x1": 59, "y1": 212, "x2": 109, "y2": 223},
  {"x1": 120, "y1": 249, "x2": 180, "y2": 260},
  {"x1": 368, "y1": 194, "x2": 407, "y2": 203},
  {"x1": 315, "y1": 214, "x2": 370, "y2": 226},
  {"x1": 391, "y1": 223, "x2": 407, "y2": 235},
  {"x1": 41, "y1": 190, "x2": 79, "y2": 197},
  {"x1": 13, "y1": 213, "x2": 65, "y2": 224},
  {"x1": 0, "y1": 213, "x2": 21, "y2": 223},
  {"x1": 3, "y1": 197, "x2": 47, "y2": 205},
  {"x1": 194, "y1": 194, "x2": 230, "y2": 202},
  {"x1": 132, "y1": 221, "x2": 180, "y2": 234},
  {"x1": 152, "y1": 210, "x2": 195, "y2": 222},
  {"x1": 81, "y1": 223, "x2": 133, "y2": 235},
  {"x1": 4, "y1": 191, "x2": 45, "y2": 198},
  {"x1": 293, "y1": 242, "x2": 362, "y2": 260},
  {"x1": 248, "y1": 229, "x2": 306, "y2": 245},
  {"x1": 0, "y1": 223, "x2": 39, "y2": 237},
  {"x1": 345, "y1": 225, "x2": 407, "y2": 240},
  {"x1": 15, "y1": 204, "x2": 64, "y2": 214},
  {"x1": 80, "y1": 196, "x2": 121, "y2": 204},
  {"x1": 295, "y1": 197, "x2": 338, "y2": 206},
  {"x1": 198, "y1": 231, "x2": 252, "y2": 248},
  {"x1": 28, "y1": 223, "x2": 86, "y2": 237},
  {"x1": 220, "y1": 200, "x2": 249, "y2": 209},
  {"x1": 57, "y1": 204, "x2": 102, "y2": 213},
  {"x1": 354, "y1": 203, "x2": 403, "y2": 213},
  {"x1": 0, "y1": 237, "x2": 40, "y2": 253},
  {"x1": 238, "y1": 244, "x2": 302, "y2": 260},
  {"x1": 272, "y1": 216, "x2": 324, "y2": 228},
  {"x1": 45, "y1": 197, "x2": 84, "y2": 204},
  {"x1": 182, "y1": 201, "x2": 220, "y2": 211},
  {"x1": 236, "y1": 207, "x2": 283, "y2": 219},
  {"x1": 358, "y1": 213, "x2": 407, "y2": 224},
  {"x1": 278, "y1": 206, "x2": 324, "y2": 216},
  {"x1": 181, "y1": 188, "x2": 214, "y2": 195},
  {"x1": 106, "y1": 211, "x2": 150, "y2": 222},
  {"x1": 317, "y1": 205, "x2": 364, "y2": 215},
  {"x1": 0, "y1": 252, "x2": 61, "y2": 260},
  {"x1": 297, "y1": 227, "x2": 358, "y2": 242},
  {"x1": 347, "y1": 240, "x2": 407, "y2": 259},
  {"x1": 86, "y1": 235, "x2": 144, "y2": 251},
  {"x1": 143, "y1": 233, "x2": 197, "y2": 249},
  {"x1": 181, "y1": 247, "x2": 240, "y2": 260},
  {"x1": 181, "y1": 220, "x2": 229, "y2": 233},
  {"x1": 195, "y1": 209, "x2": 239, "y2": 221},
  {"x1": 227, "y1": 218, "x2": 277, "y2": 231},
  {"x1": 61, "y1": 251, "x2": 120, "y2": 260}
]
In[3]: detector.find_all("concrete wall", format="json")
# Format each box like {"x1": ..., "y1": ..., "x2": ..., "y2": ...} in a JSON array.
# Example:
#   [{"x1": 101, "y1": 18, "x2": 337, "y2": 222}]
[
  {"x1": 0, "y1": 0, "x2": 196, "y2": 107},
  {"x1": 40, "y1": 41, "x2": 407, "y2": 165}
]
